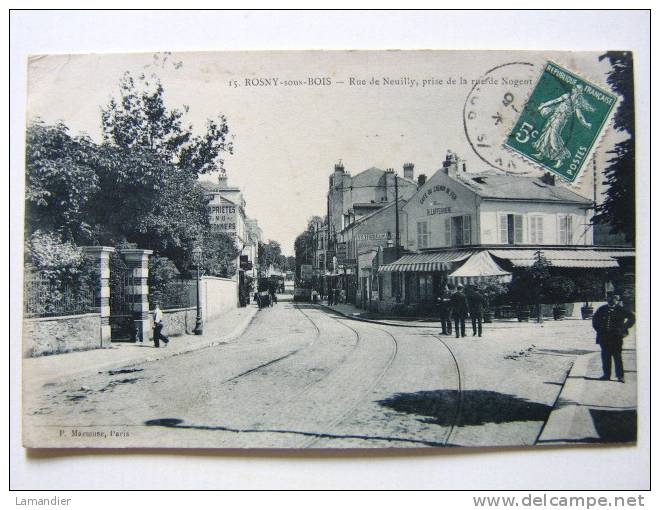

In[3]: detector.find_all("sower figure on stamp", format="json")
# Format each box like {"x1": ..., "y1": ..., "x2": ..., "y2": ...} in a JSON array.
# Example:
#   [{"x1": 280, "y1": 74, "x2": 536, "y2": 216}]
[
  {"x1": 450, "y1": 284, "x2": 469, "y2": 338},
  {"x1": 592, "y1": 292, "x2": 635, "y2": 383},
  {"x1": 152, "y1": 302, "x2": 170, "y2": 348},
  {"x1": 466, "y1": 285, "x2": 486, "y2": 337}
]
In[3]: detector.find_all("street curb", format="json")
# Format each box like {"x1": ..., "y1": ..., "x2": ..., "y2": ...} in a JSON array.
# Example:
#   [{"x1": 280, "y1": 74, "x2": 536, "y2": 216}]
[
  {"x1": 27, "y1": 306, "x2": 261, "y2": 387},
  {"x1": 536, "y1": 351, "x2": 599, "y2": 444},
  {"x1": 317, "y1": 303, "x2": 434, "y2": 328}
]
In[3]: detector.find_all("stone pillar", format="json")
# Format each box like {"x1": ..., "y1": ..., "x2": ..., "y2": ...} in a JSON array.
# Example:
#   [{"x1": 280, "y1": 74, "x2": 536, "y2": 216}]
[
  {"x1": 82, "y1": 246, "x2": 115, "y2": 347},
  {"x1": 119, "y1": 248, "x2": 153, "y2": 342}
]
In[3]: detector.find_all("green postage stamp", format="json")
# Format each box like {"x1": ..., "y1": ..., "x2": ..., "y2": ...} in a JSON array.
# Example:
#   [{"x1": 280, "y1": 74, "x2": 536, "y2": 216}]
[{"x1": 505, "y1": 61, "x2": 618, "y2": 182}]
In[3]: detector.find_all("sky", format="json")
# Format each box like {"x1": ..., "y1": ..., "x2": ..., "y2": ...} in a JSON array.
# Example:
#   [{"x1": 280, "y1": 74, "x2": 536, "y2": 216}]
[{"x1": 26, "y1": 50, "x2": 623, "y2": 255}]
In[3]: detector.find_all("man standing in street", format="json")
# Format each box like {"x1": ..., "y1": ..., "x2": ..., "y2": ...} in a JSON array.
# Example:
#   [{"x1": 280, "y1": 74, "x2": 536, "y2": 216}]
[
  {"x1": 467, "y1": 285, "x2": 486, "y2": 337},
  {"x1": 592, "y1": 292, "x2": 635, "y2": 383},
  {"x1": 437, "y1": 286, "x2": 453, "y2": 336},
  {"x1": 450, "y1": 284, "x2": 469, "y2": 338},
  {"x1": 152, "y1": 302, "x2": 170, "y2": 348}
]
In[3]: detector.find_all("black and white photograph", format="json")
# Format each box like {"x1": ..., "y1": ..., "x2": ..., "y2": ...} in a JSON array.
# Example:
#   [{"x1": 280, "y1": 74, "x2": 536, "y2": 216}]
[{"x1": 19, "y1": 47, "x2": 640, "y2": 450}]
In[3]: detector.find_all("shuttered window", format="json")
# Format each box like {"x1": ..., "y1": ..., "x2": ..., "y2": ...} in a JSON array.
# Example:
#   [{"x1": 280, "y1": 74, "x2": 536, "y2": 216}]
[
  {"x1": 530, "y1": 215, "x2": 545, "y2": 244},
  {"x1": 444, "y1": 218, "x2": 451, "y2": 246},
  {"x1": 558, "y1": 215, "x2": 573, "y2": 245},
  {"x1": 500, "y1": 214, "x2": 523, "y2": 244},
  {"x1": 417, "y1": 221, "x2": 429, "y2": 249}
]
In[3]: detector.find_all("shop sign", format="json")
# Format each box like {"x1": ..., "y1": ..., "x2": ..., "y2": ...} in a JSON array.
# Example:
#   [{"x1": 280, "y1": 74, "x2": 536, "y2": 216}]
[
  {"x1": 355, "y1": 232, "x2": 389, "y2": 241},
  {"x1": 336, "y1": 242, "x2": 348, "y2": 264},
  {"x1": 419, "y1": 184, "x2": 457, "y2": 205}
]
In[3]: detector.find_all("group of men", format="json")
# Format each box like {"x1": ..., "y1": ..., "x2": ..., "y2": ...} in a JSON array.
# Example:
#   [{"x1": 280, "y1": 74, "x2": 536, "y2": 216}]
[{"x1": 437, "y1": 283, "x2": 487, "y2": 338}]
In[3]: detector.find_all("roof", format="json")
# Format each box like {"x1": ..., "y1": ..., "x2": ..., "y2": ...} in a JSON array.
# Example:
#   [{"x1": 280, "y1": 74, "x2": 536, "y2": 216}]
[
  {"x1": 339, "y1": 199, "x2": 404, "y2": 234},
  {"x1": 350, "y1": 166, "x2": 417, "y2": 187},
  {"x1": 379, "y1": 250, "x2": 473, "y2": 272},
  {"x1": 453, "y1": 172, "x2": 591, "y2": 204},
  {"x1": 489, "y1": 249, "x2": 620, "y2": 268}
]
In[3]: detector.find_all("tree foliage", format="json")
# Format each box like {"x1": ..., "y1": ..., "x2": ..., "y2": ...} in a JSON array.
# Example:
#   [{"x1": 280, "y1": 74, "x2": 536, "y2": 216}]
[
  {"x1": 259, "y1": 240, "x2": 286, "y2": 271},
  {"x1": 25, "y1": 122, "x2": 101, "y2": 242},
  {"x1": 594, "y1": 51, "x2": 635, "y2": 243},
  {"x1": 294, "y1": 216, "x2": 323, "y2": 270},
  {"x1": 101, "y1": 71, "x2": 232, "y2": 176}
]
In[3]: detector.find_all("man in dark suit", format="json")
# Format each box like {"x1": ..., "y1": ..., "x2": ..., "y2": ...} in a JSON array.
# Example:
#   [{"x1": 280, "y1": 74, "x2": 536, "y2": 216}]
[
  {"x1": 450, "y1": 284, "x2": 469, "y2": 338},
  {"x1": 437, "y1": 286, "x2": 453, "y2": 336},
  {"x1": 467, "y1": 286, "x2": 486, "y2": 337},
  {"x1": 592, "y1": 293, "x2": 635, "y2": 383}
]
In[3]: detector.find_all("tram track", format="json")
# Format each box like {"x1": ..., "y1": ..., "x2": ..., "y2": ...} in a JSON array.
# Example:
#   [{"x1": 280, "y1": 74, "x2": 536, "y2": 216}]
[
  {"x1": 430, "y1": 334, "x2": 464, "y2": 446},
  {"x1": 300, "y1": 319, "x2": 399, "y2": 448}
]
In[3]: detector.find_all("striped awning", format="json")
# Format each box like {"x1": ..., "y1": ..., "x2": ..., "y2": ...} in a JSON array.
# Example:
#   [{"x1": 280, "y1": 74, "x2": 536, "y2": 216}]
[
  {"x1": 448, "y1": 251, "x2": 512, "y2": 284},
  {"x1": 378, "y1": 250, "x2": 472, "y2": 272},
  {"x1": 488, "y1": 249, "x2": 621, "y2": 269}
]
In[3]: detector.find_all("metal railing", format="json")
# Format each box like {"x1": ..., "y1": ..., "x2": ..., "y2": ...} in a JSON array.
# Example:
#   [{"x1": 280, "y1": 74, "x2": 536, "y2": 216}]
[{"x1": 24, "y1": 273, "x2": 96, "y2": 318}]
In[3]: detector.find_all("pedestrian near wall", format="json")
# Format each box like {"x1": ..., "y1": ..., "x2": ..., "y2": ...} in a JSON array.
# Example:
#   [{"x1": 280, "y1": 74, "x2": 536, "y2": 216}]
[
  {"x1": 592, "y1": 292, "x2": 635, "y2": 383},
  {"x1": 152, "y1": 302, "x2": 170, "y2": 348},
  {"x1": 450, "y1": 284, "x2": 469, "y2": 338},
  {"x1": 467, "y1": 285, "x2": 486, "y2": 337}
]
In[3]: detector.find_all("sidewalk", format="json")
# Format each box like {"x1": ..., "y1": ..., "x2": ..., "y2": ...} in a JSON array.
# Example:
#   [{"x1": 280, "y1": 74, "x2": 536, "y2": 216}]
[
  {"x1": 23, "y1": 304, "x2": 259, "y2": 391},
  {"x1": 320, "y1": 301, "x2": 589, "y2": 329},
  {"x1": 537, "y1": 339, "x2": 637, "y2": 444}
]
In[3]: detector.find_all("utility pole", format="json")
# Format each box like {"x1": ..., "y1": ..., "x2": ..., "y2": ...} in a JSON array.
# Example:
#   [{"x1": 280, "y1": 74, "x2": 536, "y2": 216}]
[{"x1": 394, "y1": 171, "x2": 400, "y2": 259}]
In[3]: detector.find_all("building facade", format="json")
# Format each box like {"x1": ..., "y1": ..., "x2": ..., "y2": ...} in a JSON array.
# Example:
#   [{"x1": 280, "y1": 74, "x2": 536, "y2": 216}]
[
  {"x1": 324, "y1": 161, "x2": 421, "y2": 302},
  {"x1": 373, "y1": 152, "x2": 635, "y2": 314},
  {"x1": 202, "y1": 171, "x2": 263, "y2": 287}
]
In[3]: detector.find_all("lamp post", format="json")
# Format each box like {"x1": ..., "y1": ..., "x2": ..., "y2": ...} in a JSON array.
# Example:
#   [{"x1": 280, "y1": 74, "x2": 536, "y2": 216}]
[{"x1": 192, "y1": 246, "x2": 204, "y2": 335}]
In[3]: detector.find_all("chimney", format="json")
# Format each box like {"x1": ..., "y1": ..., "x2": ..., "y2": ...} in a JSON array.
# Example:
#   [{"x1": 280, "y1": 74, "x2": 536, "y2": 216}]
[
  {"x1": 417, "y1": 174, "x2": 427, "y2": 186},
  {"x1": 218, "y1": 170, "x2": 229, "y2": 189},
  {"x1": 334, "y1": 160, "x2": 345, "y2": 174},
  {"x1": 442, "y1": 150, "x2": 460, "y2": 178},
  {"x1": 540, "y1": 172, "x2": 556, "y2": 186},
  {"x1": 403, "y1": 162, "x2": 414, "y2": 180}
]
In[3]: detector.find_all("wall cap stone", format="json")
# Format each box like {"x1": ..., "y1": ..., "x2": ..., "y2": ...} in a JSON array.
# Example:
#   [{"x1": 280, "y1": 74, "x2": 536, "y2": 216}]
[
  {"x1": 82, "y1": 246, "x2": 116, "y2": 255},
  {"x1": 23, "y1": 312, "x2": 101, "y2": 323}
]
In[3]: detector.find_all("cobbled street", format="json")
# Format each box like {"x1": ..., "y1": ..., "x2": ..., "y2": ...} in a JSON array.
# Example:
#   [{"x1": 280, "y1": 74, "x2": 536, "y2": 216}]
[{"x1": 24, "y1": 295, "x2": 635, "y2": 449}]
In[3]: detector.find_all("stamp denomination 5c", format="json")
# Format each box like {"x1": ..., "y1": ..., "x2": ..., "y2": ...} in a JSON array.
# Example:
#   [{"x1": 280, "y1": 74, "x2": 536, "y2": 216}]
[{"x1": 505, "y1": 61, "x2": 618, "y2": 182}]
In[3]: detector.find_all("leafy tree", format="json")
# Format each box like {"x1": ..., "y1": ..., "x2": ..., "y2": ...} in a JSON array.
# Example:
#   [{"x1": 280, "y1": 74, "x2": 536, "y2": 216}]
[
  {"x1": 200, "y1": 230, "x2": 241, "y2": 278},
  {"x1": 259, "y1": 240, "x2": 284, "y2": 270},
  {"x1": 594, "y1": 51, "x2": 635, "y2": 244},
  {"x1": 90, "y1": 69, "x2": 235, "y2": 268},
  {"x1": 25, "y1": 122, "x2": 102, "y2": 242},
  {"x1": 294, "y1": 216, "x2": 324, "y2": 271},
  {"x1": 101, "y1": 71, "x2": 232, "y2": 176}
]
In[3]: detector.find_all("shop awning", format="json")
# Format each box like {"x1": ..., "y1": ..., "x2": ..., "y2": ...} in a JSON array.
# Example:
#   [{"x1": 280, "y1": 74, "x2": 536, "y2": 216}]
[
  {"x1": 378, "y1": 250, "x2": 472, "y2": 272},
  {"x1": 448, "y1": 251, "x2": 512, "y2": 284},
  {"x1": 488, "y1": 249, "x2": 621, "y2": 269}
]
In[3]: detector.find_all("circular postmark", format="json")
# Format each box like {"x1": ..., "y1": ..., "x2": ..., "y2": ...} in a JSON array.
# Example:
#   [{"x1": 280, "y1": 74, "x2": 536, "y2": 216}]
[{"x1": 463, "y1": 62, "x2": 540, "y2": 174}]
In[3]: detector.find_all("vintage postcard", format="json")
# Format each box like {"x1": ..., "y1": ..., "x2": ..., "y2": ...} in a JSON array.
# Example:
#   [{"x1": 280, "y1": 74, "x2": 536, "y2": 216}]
[{"x1": 22, "y1": 50, "x2": 637, "y2": 449}]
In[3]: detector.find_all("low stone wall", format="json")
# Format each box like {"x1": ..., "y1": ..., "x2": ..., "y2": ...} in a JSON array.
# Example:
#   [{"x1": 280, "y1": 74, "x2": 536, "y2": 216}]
[
  {"x1": 23, "y1": 313, "x2": 102, "y2": 358},
  {"x1": 162, "y1": 307, "x2": 197, "y2": 337}
]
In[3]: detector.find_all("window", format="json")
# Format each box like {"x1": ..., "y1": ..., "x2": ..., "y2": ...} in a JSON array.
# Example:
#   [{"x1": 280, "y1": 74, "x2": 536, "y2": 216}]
[
  {"x1": 499, "y1": 214, "x2": 523, "y2": 244},
  {"x1": 417, "y1": 221, "x2": 429, "y2": 249},
  {"x1": 418, "y1": 274, "x2": 434, "y2": 303},
  {"x1": 444, "y1": 218, "x2": 451, "y2": 246},
  {"x1": 530, "y1": 215, "x2": 544, "y2": 244},
  {"x1": 451, "y1": 215, "x2": 472, "y2": 246},
  {"x1": 558, "y1": 215, "x2": 573, "y2": 245},
  {"x1": 391, "y1": 273, "x2": 402, "y2": 301}
]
